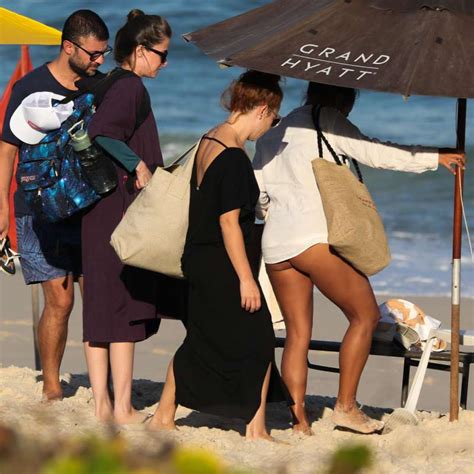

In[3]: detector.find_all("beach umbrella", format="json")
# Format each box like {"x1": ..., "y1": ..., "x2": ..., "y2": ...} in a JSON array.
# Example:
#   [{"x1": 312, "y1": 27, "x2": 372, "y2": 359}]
[
  {"x1": 0, "y1": 7, "x2": 61, "y2": 45},
  {"x1": 184, "y1": 0, "x2": 472, "y2": 421},
  {"x1": 0, "y1": 7, "x2": 62, "y2": 371}
]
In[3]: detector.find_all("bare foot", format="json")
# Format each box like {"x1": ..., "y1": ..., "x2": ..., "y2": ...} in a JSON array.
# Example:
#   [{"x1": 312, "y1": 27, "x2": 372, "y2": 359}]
[
  {"x1": 290, "y1": 405, "x2": 313, "y2": 436},
  {"x1": 245, "y1": 432, "x2": 275, "y2": 442},
  {"x1": 114, "y1": 408, "x2": 149, "y2": 425},
  {"x1": 332, "y1": 405, "x2": 384, "y2": 434},
  {"x1": 95, "y1": 401, "x2": 114, "y2": 423},
  {"x1": 147, "y1": 416, "x2": 177, "y2": 432},
  {"x1": 41, "y1": 388, "x2": 63, "y2": 402},
  {"x1": 292, "y1": 423, "x2": 314, "y2": 436}
]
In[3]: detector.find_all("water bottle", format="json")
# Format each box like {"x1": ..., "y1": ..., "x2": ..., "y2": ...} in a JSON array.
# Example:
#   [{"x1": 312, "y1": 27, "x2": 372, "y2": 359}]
[{"x1": 68, "y1": 120, "x2": 118, "y2": 195}]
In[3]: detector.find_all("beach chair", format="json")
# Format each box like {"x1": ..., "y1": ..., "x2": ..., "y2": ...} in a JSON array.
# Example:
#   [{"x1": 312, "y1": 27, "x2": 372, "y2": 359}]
[
  {"x1": 401, "y1": 328, "x2": 474, "y2": 414},
  {"x1": 274, "y1": 336, "x2": 474, "y2": 409},
  {"x1": 383, "y1": 328, "x2": 474, "y2": 431}
]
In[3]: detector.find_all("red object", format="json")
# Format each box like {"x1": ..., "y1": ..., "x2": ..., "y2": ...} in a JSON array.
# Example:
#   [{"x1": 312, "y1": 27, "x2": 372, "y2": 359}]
[{"x1": 0, "y1": 45, "x2": 33, "y2": 251}]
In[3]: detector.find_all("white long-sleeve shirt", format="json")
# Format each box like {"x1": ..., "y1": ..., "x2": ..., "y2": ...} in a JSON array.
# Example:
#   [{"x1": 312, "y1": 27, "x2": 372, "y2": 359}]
[{"x1": 253, "y1": 105, "x2": 439, "y2": 264}]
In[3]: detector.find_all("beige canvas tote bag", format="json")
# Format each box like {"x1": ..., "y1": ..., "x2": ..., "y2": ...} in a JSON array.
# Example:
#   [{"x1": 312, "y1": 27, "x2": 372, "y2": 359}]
[
  {"x1": 110, "y1": 139, "x2": 202, "y2": 279},
  {"x1": 311, "y1": 106, "x2": 391, "y2": 276}
]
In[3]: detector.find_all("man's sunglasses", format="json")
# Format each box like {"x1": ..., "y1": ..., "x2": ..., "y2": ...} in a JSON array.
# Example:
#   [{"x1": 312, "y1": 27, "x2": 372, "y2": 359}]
[
  {"x1": 145, "y1": 46, "x2": 168, "y2": 63},
  {"x1": 68, "y1": 40, "x2": 113, "y2": 62},
  {"x1": 0, "y1": 237, "x2": 18, "y2": 276}
]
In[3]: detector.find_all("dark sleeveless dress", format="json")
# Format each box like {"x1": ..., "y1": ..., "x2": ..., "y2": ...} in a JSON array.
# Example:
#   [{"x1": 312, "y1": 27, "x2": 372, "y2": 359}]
[{"x1": 174, "y1": 138, "x2": 292, "y2": 423}]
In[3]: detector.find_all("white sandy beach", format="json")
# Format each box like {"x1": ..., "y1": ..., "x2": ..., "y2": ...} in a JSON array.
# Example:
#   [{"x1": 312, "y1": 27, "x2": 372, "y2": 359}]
[
  {"x1": 1, "y1": 268, "x2": 474, "y2": 472},
  {"x1": 0, "y1": 366, "x2": 473, "y2": 473}
]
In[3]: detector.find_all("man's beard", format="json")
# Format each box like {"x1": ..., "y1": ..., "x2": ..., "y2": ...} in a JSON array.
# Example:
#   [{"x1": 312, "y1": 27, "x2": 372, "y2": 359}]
[{"x1": 68, "y1": 56, "x2": 97, "y2": 77}]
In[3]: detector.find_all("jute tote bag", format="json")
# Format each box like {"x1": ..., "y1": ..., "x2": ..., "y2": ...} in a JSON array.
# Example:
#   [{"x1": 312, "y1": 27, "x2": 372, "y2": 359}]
[
  {"x1": 311, "y1": 106, "x2": 391, "y2": 276},
  {"x1": 111, "y1": 139, "x2": 202, "y2": 279}
]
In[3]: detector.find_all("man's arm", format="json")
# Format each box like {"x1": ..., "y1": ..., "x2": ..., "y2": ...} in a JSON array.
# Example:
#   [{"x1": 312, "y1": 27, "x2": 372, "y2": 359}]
[{"x1": 0, "y1": 140, "x2": 19, "y2": 239}]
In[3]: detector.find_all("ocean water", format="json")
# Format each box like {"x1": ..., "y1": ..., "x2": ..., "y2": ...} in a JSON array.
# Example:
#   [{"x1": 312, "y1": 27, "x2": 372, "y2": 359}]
[{"x1": 1, "y1": 0, "x2": 473, "y2": 297}]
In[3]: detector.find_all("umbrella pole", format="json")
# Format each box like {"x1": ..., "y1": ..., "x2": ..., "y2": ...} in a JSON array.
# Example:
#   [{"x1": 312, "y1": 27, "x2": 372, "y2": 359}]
[{"x1": 450, "y1": 98, "x2": 466, "y2": 422}]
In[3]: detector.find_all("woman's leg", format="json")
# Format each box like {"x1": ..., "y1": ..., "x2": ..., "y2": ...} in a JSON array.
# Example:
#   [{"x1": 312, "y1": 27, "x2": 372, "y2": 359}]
[
  {"x1": 291, "y1": 244, "x2": 384, "y2": 433},
  {"x1": 266, "y1": 261, "x2": 314, "y2": 434},
  {"x1": 246, "y1": 364, "x2": 273, "y2": 440},
  {"x1": 149, "y1": 358, "x2": 178, "y2": 431},
  {"x1": 84, "y1": 342, "x2": 113, "y2": 421},
  {"x1": 109, "y1": 342, "x2": 144, "y2": 424}
]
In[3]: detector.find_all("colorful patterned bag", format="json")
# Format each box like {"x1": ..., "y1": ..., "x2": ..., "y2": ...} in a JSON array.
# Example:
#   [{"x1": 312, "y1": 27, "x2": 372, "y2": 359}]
[
  {"x1": 17, "y1": 92, "x2": 99, "y2": 222},
  {"x1": 16, "y1": 68, "x2": 150, "y2": 222}
]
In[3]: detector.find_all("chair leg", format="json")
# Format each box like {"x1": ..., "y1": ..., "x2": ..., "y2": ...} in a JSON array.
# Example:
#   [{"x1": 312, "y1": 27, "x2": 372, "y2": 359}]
[
  {"x1": 401, "y1": 358, "x2": 410, "y2": 407},
  {"x1": 405, "y1": 338, "x2": 436, "y2": 413},
  {"x1": 460, "y1": 362, "x2": 470, "y2": 410}
]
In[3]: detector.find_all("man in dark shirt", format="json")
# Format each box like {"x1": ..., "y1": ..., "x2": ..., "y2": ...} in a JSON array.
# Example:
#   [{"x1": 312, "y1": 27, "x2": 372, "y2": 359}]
[{"x1": 0, "y1": 10, "x2": 110, "y2": 400}]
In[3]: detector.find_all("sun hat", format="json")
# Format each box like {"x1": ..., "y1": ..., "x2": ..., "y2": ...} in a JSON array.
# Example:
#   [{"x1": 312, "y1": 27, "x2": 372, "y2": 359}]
[
  {"x1": 379, "y1": 299, "x2": 447, "y2": 351},
  {"x1": 9, "y1": 91, "x2": 74, "y2": 145}
]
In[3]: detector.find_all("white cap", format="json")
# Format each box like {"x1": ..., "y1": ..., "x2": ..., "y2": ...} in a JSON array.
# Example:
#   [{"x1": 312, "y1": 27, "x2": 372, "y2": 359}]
[{"x1": 9, "y1": 92, "x2": 74, "y2": 145}]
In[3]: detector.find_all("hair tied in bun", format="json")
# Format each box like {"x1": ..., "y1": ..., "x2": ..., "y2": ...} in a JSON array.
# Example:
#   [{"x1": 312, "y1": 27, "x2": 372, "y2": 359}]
[
  {"x1": 127, "y1": 9, "x2": 145, "y2": 22},
  {"x1": 241, "y1": 70, "x2": 281, "y2": 87},
  {"x1": 221, "y1": 69, "x2": 283, "y2": 114},
  {"x1": 115, "y1": 10, "x2": 172, "y2": 65}
]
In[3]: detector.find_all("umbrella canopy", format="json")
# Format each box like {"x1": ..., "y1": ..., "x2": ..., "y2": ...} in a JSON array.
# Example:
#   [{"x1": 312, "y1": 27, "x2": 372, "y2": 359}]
[
  {"x1": 184, "y1": 0, "x2": 474, "y2": 98},
  {"x1": 0, "y1": 7, "x2": 61, "y2": 45}
]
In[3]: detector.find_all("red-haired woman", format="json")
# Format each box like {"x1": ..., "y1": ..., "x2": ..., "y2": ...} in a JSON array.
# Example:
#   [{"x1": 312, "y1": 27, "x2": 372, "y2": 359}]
[{"x1": 149, "y1": 71, "x2": 292, "y2": 440}]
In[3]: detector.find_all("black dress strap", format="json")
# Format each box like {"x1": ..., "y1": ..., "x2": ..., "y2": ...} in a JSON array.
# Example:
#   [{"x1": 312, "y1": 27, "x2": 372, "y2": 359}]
[{"x1": 202, "y1": 136, "x2": 229, "y2": 149}]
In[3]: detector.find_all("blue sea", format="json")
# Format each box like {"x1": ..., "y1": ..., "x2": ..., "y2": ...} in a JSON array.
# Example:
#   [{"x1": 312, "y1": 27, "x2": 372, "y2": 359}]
[{"x1": 1, "y1": 0, "x2": 473, "y2": 297}]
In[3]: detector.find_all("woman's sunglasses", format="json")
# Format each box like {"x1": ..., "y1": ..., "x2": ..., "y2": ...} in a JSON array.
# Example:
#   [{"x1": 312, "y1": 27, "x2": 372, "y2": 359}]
[
  {"x1": 271, "y1": 117, "x2": 282, "y2": 128},
  {"x1": 145, "y1": 46, "x2": 169, "y2": 63}
]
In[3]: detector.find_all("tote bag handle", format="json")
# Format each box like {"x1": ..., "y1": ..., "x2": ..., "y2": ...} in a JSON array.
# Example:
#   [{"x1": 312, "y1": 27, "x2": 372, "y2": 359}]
[{"x1": 311, "y1": 105, "x2": 364, "y2": 184}]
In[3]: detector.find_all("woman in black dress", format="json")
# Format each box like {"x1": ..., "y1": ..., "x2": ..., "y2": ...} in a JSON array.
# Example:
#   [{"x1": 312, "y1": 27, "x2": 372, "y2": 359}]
[
  {"x1": 150, "y1": 71, "x2": 292, "y2": 440},
  {"x1": 82, "y1": 10, "x2": 172, "y2": 424}
]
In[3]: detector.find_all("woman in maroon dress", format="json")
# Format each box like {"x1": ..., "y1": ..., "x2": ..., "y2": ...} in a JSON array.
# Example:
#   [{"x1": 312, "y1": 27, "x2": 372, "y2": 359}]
[{"x1": 82, "y1": 9, "x2": 171, "y2": 424}]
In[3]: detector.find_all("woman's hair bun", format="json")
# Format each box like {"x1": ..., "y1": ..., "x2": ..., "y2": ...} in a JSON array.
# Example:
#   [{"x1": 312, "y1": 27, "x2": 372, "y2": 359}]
[
  {"x1": 127, "y1": 9, "x2": 145, "y2": 22},
  {"x1": 115, "y1": 10, "x2": 171, "y2": 65},
  {"x1": 239, "y1": 70, "x2": 281, "y2": 87},
  {"x1": 221, "y1": 69, "x2": 283, "y2": 114}
]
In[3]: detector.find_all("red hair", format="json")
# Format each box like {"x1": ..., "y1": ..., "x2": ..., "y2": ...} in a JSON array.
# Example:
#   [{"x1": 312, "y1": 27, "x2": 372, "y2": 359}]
[{"x1": 221, "y1": 70, "x2": 282, "y2": 114}]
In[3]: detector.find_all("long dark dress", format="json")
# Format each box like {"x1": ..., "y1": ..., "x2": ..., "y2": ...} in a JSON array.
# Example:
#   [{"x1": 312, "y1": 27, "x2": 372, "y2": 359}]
[
  {"x1": 175, "y1": 142, "x2": 292, "y2": 423},
  {"x1": 82, "y1": 74, "x2": 163, "y2": 343}
]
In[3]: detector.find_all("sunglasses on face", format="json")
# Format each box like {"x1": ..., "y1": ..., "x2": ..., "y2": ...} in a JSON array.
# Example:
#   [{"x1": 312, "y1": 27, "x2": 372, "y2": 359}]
[
  {"x1": 68, "y1": 40, "x2": 113, "y2": 62},
  {"x1": 271, "y1": 116, "x2": 281, "y2": 128},
  {"x1": 144, "y1": 46, "x2": 168, "y2": 63}
]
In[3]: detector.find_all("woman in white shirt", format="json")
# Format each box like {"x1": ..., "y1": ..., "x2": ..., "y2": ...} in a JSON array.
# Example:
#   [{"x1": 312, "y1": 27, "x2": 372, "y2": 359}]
[{"x1": 253, "y1": 83, "x2": 465, "y2": 435}]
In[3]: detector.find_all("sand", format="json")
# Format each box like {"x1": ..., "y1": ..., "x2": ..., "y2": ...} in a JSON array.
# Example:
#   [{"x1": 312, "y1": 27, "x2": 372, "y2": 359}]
[
  {"x1": 0, "y1": 366, "x2": 473, "y2": 473},
  {"x1": 2, "y1": 269, "x2": 473, "y2": 412},
  {"x1": 1, "y1": 270, "x2": 474, "y2": 472}
]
